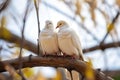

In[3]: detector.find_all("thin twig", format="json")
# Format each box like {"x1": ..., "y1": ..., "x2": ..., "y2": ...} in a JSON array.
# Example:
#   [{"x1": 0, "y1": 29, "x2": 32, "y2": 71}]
[
  {"x1": 0, "y1": 0, "x2": 10, "y2": 13},
  {"x1": 18, "y1": 0, "x2": 30, "y2": 80},
  {"x1": 100, "y1": 10, "x2": 120, "y2": 45},
  {"x1": 34, "y1": 0, "x2": 41, "y2": 56}
]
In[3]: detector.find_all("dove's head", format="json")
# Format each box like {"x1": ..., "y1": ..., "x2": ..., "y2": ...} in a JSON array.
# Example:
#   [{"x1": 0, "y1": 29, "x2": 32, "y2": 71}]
[
  {"x1": 45, "y1": 20, "x2": 54, "y2": 29},
  {"x1": 56, "y1": 20, "x2": 68, "y2": 29}
]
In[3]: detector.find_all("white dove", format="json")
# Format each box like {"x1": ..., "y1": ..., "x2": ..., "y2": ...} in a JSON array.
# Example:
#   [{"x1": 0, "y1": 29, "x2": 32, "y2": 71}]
[
  {"x1": 39, "y1": 20, "x2": 59, "y2": 56},
  {"x1": 56, "y1": 20, "x2": 84, "y2": 60}
]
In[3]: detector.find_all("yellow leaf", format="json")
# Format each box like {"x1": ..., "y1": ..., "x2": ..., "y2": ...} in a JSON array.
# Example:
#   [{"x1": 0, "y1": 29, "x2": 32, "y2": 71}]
[
  {"x1": 0, "y1": 16, "x2": 6, "y2": 28},
  {"x1": 2, "y1": 28, "x2": 11, "y2": 39},
  {"x1": 109, "y1": 27, "x2": 119, "y2": 42},
  {"x1": 107, "y1": 23, "x2": 114, "y2": 32},
  {"x1": 54, "y1": 70, "x2": 62, "y2": 80},
  {"x1": 0, "y1": 17, "x2": 11, "y2": 39},
  {"x1": 85, "y1": 58, "x2": 95, "y2": 80},
  {"x1": 22, "y1": 67, "x2": 34, "y2": 78},
  {"x1": 33, "y1": 72, "x2": 46, "y2": 80},
  {"x1": 13, "y1": 73, "x2": 22, "y2": 80}
]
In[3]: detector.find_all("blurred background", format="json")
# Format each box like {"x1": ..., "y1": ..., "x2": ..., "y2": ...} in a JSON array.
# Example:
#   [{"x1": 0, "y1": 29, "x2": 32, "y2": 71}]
[{"x1": 0, "y1": 0, "x2": 120, "y2": 80}]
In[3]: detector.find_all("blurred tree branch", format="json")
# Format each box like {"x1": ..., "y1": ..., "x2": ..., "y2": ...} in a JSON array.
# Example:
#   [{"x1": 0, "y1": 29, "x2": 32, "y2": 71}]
[
  {"x1": 83, "y1": 41, "x2": 120, "y2": 53},
  {"x1": 0, "y1": 28, "x2": 120, "y2": 54},
  {"x1": 103, "y1": 70, "x2": 120, "y2": 78},
  {"x1": 0, "y1": 56, "x2": 113, "y2": 80},
  {"x1": 34, "y1": 0, "x2": 41, "y2": 56},
  {"x1": 0, "y1": 0, "x2": 10, "y2": 13},
  {"x1": 100, "y1": 9, "x2": 120, "y2": 45}
]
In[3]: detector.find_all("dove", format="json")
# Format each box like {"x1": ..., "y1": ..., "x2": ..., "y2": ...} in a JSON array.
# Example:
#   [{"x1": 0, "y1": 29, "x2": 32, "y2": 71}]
[
  {"x1": 39, "y1": 20, "x2": 59, "y2": 56},
  {"x1": 56, "y1": 20, "x2": 84, "y2": 61}
]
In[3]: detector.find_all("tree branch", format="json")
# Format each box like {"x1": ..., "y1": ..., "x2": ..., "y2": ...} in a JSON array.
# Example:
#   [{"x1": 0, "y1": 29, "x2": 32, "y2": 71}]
[
  {"x1": 0, "y1": 56, "x2": 112, "y2": 80},
  {"x1": 103, "y1": 70, "x2": 120, "y2": 77},
  {"x1": 0, "y1": 28, "x2": 38, "y2": 54},
  {"x1": 83, "y1": 41, "x2": 120, "y2": 53},
  {"x1": 34, "y1": 0, "x2": 41, "y2": 56},
  {"x1": 0, "y1": 28, "x2": 120, "y2": 54},
  {"x1": 0, "y1": 0, "x2": 10, "y2": 13}
]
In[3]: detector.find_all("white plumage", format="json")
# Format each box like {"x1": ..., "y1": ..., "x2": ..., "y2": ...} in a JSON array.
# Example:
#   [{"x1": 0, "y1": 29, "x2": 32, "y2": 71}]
[
  {"x1": 56, "y1": 20, "x2": 84, "y2": 60},
  {"x1": 39, "y1": 20, "x2": 59, "y2": 56}
]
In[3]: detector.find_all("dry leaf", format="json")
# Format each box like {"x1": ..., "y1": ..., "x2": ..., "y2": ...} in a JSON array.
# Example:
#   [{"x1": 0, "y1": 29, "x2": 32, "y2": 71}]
[
  {"x1": 75, "y1": 0, "x2": 81, "y2": 15},
  {"x1": 90, "y1": 8, "x2": 96, "y2": 25},
  {"x1": 85, "y1": 0, "x2": 97, "y2": 8},
  {"x1": 22, "y1": 67, "x2": 35, "y2": 79},
  {"x1": 110, "y1": 27, "x2": 119, "y2": 42},
  {"x1": 84, "y1": 0, "x2": 97, "y2": 25},
  {"x1": 75, "y1": 0, "x2": 85, "y2": 20},
  {"x1": 116, "y1": 0, "x2": 120, "y2": 6}
]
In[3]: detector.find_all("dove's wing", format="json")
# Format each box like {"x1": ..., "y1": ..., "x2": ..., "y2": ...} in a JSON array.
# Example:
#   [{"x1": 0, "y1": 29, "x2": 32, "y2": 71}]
[
  {"x1": 71, "y1": 29, "x2": 84, "y2": 61},
  {"x1": 52, "y1": 32, "x2": 59, "y2": 53},
  {"x1": 53, "y1": 32, "x2": 58, "y2": 48}
]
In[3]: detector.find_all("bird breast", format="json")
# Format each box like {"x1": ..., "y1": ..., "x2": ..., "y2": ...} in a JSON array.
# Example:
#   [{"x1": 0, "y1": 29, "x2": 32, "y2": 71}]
[{"x1": 40, "y1": 32, "x2": 59, "y2": 54}]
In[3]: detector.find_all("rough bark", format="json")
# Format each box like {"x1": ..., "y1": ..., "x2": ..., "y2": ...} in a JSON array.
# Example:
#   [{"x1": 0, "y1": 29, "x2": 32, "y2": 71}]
[{"x1": 0, "y1": 56, "x2": 113, "y2": 80}]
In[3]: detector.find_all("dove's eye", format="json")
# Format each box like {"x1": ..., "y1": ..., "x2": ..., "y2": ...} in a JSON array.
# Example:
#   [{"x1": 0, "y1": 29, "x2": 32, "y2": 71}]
[{"x1": 59, "y1": 23, "x2": 62, "y2": 25}]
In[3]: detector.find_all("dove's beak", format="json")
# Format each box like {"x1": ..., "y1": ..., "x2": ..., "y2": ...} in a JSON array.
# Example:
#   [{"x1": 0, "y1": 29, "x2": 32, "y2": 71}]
[{"x1": 56, "y1": 26, "x2": 59, "y2": 29}]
